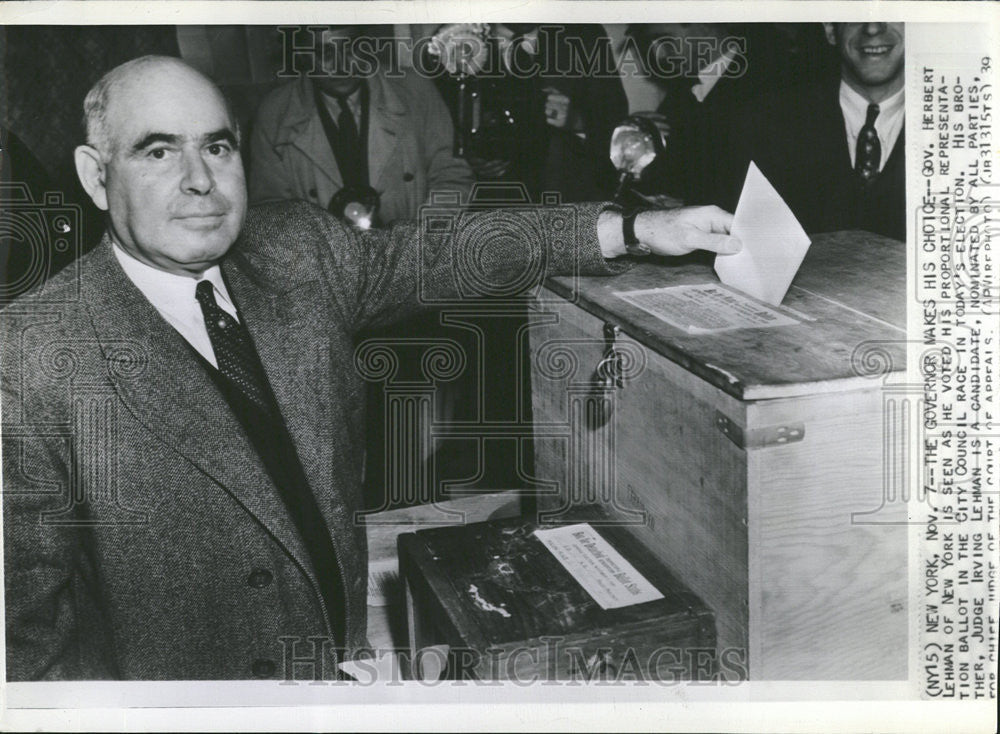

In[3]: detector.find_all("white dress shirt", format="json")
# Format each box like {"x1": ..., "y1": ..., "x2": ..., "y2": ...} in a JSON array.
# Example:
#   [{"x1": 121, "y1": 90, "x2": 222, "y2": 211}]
[
  {"x1": 112, "y1": 242, "x2": 239, "y2": 368},
  {"x1": 318, "y1": 86, "x2": 362, "y2": 130},
  {"x1": 691, "y1": 50, "x2": 737, "y2": 104},
  {"x1": 839, "y1": 81, "x2": 905, "y2": 171}
]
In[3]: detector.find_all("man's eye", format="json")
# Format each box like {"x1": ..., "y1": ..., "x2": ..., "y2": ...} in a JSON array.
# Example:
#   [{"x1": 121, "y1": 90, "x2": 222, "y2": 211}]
[
  {"x1": 148, "y1": 148, "x2": 169, "y2": 160},
  {"x1": 206, "y1": 143, "x2": 232, "y2": 156}
]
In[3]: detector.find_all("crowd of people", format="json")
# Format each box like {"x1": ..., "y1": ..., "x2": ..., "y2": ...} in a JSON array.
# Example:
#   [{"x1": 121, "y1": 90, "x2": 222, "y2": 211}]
[{"x1": 245, "y1": 22, "x2": 904, "y2": 240}]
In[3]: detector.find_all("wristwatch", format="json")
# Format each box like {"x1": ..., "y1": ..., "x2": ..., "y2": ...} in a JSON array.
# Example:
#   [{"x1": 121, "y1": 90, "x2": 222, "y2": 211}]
[{"x1": 622, "y1": 209, "x2": 651, "y2": 257}]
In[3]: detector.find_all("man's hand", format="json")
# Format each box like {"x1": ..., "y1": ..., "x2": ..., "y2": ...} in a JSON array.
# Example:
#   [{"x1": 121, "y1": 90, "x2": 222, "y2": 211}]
[
  {"x1": 599, "y1": 205, "x2": 741, "y2": 259},
  {"x1": 467, "y1": 156, "x2": 512, "y2": 180},
  {"x1": 542, "y1": 86, "x2": 572, "y2": 129}
]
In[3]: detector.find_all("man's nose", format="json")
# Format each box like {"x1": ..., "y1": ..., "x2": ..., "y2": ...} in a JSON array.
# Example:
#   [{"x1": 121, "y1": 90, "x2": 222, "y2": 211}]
[
  {"x1": 180, "y1": 148, "x2": 214, "y2": 195},
  {"x1": 861, "y1": 22, "x2": 888, "y2": 36}
]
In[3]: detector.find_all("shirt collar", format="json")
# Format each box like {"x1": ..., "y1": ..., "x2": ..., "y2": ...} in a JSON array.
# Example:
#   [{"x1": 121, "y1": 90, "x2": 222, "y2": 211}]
[
  {"x1": 877, "y1": 85, "x2": 905, "y2": 118},
  {"x1": 692, "y1": 49, "x2": 736, "y2": 103},
  {"x1": 839, "y1": 80, "x2": 905, "y2": 137},
  {"x1": 318, "y1": 85, "x2": 362, "y2": 119},
  {"x1": 111, "y1": 240, "x2": 234, "y2": 314}
]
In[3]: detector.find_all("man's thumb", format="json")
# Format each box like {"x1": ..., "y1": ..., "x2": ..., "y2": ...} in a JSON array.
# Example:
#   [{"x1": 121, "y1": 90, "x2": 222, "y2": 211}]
[
  {"x1": 693, "y1": 233, "x2": 741, "y2": 255},
  {"x1": 718, "y1": 235, "x2": 742, "y2": 255}
]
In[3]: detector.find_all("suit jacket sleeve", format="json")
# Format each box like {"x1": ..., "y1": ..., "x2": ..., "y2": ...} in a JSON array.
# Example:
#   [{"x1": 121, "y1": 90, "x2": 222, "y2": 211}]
[{"x1": 249, "y1": 200, "x2": 629, "y2": 335}]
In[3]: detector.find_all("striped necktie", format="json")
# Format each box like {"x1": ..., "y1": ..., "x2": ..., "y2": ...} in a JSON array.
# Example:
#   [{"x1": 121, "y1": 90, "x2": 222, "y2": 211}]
[{"x1": 195, "y1": 280, "x2": 274, "y2": 415}]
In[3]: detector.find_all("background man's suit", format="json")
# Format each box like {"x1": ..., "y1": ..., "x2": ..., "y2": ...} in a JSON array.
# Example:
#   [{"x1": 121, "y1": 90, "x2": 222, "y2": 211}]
[
  {"x1": 639, "y1": 71, "x2": 760, "y2": 209},
  {"x1": 637, "y1": 25, "x2": 802, "y2": 209},
  {"x1": 731, "y1": 77, "x2": 906, "y2": 241},
  {"x1": 248, "y1": 74, "x2": 474, "y2": 220},
  {"x1": 247, "y1": 72, "x2": 477, "y2": 513},
  {"x1": 2, "y1": 200, "x2": 622, "y2": 680}
]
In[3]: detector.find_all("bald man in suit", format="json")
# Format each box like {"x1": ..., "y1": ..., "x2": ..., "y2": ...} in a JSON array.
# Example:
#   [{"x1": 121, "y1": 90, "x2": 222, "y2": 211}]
[{"x1": 1, "y1": 55, "x2": 738, "y2": 680}]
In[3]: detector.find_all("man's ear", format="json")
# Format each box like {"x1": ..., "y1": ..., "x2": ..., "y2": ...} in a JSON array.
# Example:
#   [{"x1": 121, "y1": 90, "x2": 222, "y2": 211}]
[
  {"x1": 822, "y1": 23, "x2": 838, "y2": 46},
  {"x1": 74, "y1": 145, "x2": 110, "y2": 211}
]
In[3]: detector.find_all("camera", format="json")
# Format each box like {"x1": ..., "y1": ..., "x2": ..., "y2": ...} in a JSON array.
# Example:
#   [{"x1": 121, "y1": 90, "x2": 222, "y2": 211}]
[{"x1": 1, "y1": 184, "x2": 82, "y2": 305}]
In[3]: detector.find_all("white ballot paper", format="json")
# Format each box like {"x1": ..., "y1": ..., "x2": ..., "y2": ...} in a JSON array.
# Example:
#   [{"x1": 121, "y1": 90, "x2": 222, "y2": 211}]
[
  {"x1": 534, "y1": 523, "x2": 664, "y2": 609},
  {"x1": 714, "y1": 161, "x2": 811, "y2": 306}
]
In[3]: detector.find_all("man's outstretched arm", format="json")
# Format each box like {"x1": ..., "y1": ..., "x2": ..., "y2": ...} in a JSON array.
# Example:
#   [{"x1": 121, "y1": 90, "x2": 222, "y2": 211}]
[{"x1": 250, "y1": 201, "x2": 739, "y2": 335}]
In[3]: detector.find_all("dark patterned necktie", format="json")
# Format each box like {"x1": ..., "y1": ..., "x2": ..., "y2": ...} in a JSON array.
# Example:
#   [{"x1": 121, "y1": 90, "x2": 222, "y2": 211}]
[
  {"x1": 855, "y1": 103, "x2": 881, "y2": 183},
  {"x1": 195, "y1": 280, "x2": 274, "y2": 414},
  {"x1": 334, "y1": 96, "x2": 364, "y2": 189}
]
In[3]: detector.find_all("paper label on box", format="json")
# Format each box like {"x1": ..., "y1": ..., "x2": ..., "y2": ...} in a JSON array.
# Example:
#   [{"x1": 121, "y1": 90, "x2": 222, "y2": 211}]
[
  {"x1": 614, "y1": 284, "x2": 799, "y2": 334},
  {"x1": 533, "y1": 524, "x2": 664, "y2": 609},
  {"x1": 366, "y1": 557, "x2": 398, "y2": 607}
]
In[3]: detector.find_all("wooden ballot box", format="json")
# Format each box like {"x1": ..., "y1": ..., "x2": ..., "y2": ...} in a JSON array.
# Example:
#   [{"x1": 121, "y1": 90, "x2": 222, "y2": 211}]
[
  {"x1": 398, "y1": 509, "x2": 717, "y2": 682},
  {"x1": 528, "y1": 231, "x2": 908, "y2": 680}
]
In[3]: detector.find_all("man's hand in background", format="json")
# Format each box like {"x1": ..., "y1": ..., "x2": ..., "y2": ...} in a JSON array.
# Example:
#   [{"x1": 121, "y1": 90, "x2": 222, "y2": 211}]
[{"x1": 467, "y1": 157, "x2": 512, "y2": 180}]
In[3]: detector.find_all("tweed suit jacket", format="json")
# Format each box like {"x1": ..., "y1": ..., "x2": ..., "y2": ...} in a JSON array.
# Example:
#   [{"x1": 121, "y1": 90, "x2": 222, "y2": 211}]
[{"x1": 2, "y1": 199, "x2": 622, "y2": 680}]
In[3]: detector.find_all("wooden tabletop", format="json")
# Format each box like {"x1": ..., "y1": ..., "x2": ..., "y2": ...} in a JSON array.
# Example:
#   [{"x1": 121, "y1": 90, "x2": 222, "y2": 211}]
[{"x1": 542, "y1": 230, "x2": 906, "y2": 401}]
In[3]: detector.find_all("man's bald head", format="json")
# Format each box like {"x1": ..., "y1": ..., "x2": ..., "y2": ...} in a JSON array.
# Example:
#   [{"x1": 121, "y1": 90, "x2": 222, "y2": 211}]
[
  {"x1": 83, "y1": 55, "x2": 239, "y2": 158},
  {"x1": 74, "y1": 55, "x2": 247, "y2": 276}
]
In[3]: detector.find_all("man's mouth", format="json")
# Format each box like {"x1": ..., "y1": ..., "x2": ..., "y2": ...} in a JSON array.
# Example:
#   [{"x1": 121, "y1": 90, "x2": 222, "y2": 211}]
[
  {"x1": 176, "y1": 212, "x2": 228, "y2": 228},
  {"x1": 859, "y1": 44, "x2": 893, "y2": 57},
  {"x1": 176, "y1": 212, "x2": 227, "y2": 220}
]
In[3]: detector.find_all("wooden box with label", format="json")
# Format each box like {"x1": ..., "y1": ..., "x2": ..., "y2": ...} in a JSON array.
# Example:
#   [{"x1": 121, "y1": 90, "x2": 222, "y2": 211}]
[
  {"x1": 397, "y1": 508, "x2": 717, "y2": 682},
  {"x1": 528, "y1": 231, "x2": 909, "y2": 680}
]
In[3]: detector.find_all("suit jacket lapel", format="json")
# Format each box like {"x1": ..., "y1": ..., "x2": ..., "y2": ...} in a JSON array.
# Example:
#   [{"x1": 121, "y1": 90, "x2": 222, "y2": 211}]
[
  {"x1": 84, "y1": 239, "x2": 313, "y2": 572},
  {"x1": 367, "y1": 76, "x2": 405, "y2": 194},
  {"x1": 222, "y1": 248, "x2": 337, "y2": 546},
  {"x1": 277, "y1": 78, "x2": 344, "y2": 192}
]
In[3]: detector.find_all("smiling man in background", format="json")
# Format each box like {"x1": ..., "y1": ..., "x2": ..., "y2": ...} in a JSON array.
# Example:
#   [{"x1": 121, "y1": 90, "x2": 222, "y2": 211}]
[{"x1": 734, "y1": 22, "x2": 906, "y2": 240}]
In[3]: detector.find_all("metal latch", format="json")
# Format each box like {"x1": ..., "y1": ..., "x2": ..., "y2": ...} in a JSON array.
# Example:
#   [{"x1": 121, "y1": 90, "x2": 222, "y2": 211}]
[
  {"x1": 595, "y1": 322, "x2": 624, "y2": 389},
  {"x1": 715, "y1": 411, "x2": 805, "y2": 449}
]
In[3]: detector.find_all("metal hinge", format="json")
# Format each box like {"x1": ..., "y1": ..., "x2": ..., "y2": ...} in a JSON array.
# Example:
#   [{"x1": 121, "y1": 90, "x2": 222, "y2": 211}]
[{"x1": 715, "y1": 411, "x2": 805, "y2": 449}]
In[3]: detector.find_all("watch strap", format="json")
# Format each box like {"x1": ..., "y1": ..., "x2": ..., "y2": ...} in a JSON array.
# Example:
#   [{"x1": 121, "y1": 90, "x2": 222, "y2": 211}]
[{"x1": 622, "y1": 209, "x2": 651, "y2": 257}]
